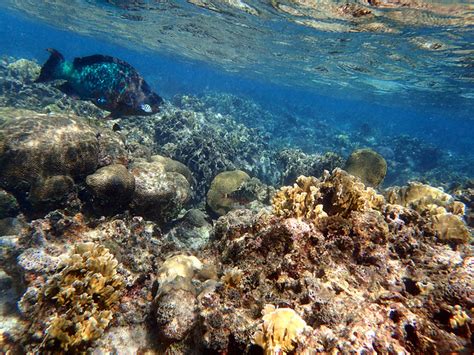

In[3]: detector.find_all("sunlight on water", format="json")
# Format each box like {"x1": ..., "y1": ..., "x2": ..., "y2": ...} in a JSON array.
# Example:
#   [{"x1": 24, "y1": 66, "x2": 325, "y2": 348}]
[{"x1": 1, "y1": 0, "x2": 473, "y2": 109}]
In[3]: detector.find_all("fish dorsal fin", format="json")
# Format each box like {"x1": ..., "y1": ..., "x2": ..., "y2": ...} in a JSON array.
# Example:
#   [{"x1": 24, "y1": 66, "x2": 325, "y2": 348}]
[{"x1": 73, "y1": 54, "x2": 135, "y2": 70}]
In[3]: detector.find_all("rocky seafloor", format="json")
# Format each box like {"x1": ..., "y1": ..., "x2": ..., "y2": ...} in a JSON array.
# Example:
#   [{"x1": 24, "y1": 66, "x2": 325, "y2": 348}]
[{"x1": 0, "y1": 57, "x2": 472, "y2": 353}]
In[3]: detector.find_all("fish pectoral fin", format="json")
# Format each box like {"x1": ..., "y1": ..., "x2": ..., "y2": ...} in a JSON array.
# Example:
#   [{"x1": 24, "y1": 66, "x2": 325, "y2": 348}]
[{"x1": 58, "y1": 82, "x2": 79, "y2": 97}]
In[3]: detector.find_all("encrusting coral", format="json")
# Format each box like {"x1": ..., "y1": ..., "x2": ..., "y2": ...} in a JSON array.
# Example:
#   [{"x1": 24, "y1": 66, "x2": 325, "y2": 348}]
[
  {"x1": 37, "y1": 242, "x2": 124, "y2": 351},
  {"x1": 386, "y1": 182, "x2": 471, "y2": 244},
  {"x1": 253, "y1": 304, "x2": 311, "y2": 355}
]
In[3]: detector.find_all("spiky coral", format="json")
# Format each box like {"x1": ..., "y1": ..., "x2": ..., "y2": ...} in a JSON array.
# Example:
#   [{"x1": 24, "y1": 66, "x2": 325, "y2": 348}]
[
  {"x1": 40, "y1": 242, "x2": 123, "y2": 351},
  {"x1": 272, "y1": 168, "x2": 384, "y2": 222}
]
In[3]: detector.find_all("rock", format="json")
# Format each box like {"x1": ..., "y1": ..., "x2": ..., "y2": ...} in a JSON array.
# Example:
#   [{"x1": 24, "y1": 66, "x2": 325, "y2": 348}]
[
  {"x1": 207, "y1": 170, "x2": 251, "y2": 216},
  {"x1": 28, "y1": 175, "x2": 75, "y2": 209},
  {"x1": 0, "y1": 108, "x2": 99, "y2": 202},
  {"x1": 130, "y1": 157, "x2": 191, "y2": 223},
  {"x1": 165, "y1": 209, "x2": 212, "y2": 250},
  {"x1": 0, "y1": 188, "x2": 19, "y2": 218},
  {"x1": 86, "y1": 164, "x2": 135, "y2": 213},
  {"x1": 150, "y1": 155, "x2": 193, "y2": 185},
  {"x1": 154, "y1": 254, "x2": 214, "y2": 342},
  {"x1": 345, "y1": 148, "x2": 387, "y2": 187}
]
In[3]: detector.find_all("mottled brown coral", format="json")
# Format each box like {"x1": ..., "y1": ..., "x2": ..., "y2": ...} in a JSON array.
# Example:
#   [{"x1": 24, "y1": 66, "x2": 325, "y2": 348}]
[
  {"x1": 207, "y1": 170, "x2": 251, "y2": 216},
  {"x1": 344, "y1": 148, "x2": 387, "y2": 187}
]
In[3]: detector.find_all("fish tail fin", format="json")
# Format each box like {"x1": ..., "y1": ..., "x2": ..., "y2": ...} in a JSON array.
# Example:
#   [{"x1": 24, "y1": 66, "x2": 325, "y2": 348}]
[{"x1": 35, "y1": 48, "x2": 65, "y2": 83}]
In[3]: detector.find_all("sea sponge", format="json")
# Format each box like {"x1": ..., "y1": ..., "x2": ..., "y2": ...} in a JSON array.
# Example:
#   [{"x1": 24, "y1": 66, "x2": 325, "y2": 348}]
[
  {"x1": 344, "y1": 148, "x2": 387, "y2": 187},
  {"x1": 253, "y1": 304, "x2": 310, "y2": 354},
  {"x1": 272, "y1": 168, "x2": 384, "y2": 222},
  {"x1": 40, "y1": 242, "x2": 123, "y2": 351},
  {"x1": 207, "y1": 170, "x2": 250, "y2": 216}
]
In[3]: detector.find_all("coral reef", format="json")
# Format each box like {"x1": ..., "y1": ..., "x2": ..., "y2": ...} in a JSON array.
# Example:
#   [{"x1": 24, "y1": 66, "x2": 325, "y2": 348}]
[
  {"x1": 154, "y1": 254, "x2": 216, "y2": 343},
  {"x1": 272, "y1": 168, "x2": 385, "y2": 221},
  {"x1": 253, "y1": 304, "x2": 311, "y2": 354},
  {"x1": 207, "y1": 170, "x2": 251, "y2": 216},
  {"x1": 85, "y1": 164, "x2": 135, "y2": 214},
  {"x1": 130, "y1": 155, "x2": 191, "y2": 223},
  {"x1": 200, "y1": 173, "x2": 473, "y2": 353},
  {"x1": 165, "y1": 209, "x2": 212, "y2": 250},
  {"x1": 0, "y1": 108, "x2": 123, "y2": 214},
  {"x1": 126, "y1": 103, "x2": 277, "y2": 198},
  {"x1": 386, "y1": 182, "x2": 471, "y2": 244},
  {"x1": 344, "y1": 148, "x2": 387, "y2": 187},
  {"x1": 0, "y1": 57, "x2": 104, "y2": 119},
  {"x1": 0, "y1": 55, "x2": 472, "y2": 354},
  {"x1": 24, "y1": 242, "x2": 123, "y2": 351},
  {"x1": 276, "y1": 148, "x2": 344, "y2": 185}
]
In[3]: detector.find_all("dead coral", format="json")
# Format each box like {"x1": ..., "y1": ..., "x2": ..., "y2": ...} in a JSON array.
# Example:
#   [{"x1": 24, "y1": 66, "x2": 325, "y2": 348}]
[{"x1": 39, "y1": 242, "x2": 124, "y2": 351}]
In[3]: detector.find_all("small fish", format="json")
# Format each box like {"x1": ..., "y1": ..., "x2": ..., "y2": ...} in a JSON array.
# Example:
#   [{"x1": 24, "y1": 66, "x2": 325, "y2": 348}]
[{"x1": 36, "y1": 48, "x2": 163, "y2": 118}]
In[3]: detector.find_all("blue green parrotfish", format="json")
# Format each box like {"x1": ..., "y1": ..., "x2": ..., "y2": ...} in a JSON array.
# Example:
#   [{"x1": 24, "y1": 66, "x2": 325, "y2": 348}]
[{"x1": 36, "y1": 48, "x2": 163, "y2": 118}]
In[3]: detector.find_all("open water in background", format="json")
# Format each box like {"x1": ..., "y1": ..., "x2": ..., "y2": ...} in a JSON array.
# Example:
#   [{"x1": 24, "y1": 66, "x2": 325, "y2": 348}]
[{"x1": 0, "y1": 1, "x2": 473, "y2": 165}]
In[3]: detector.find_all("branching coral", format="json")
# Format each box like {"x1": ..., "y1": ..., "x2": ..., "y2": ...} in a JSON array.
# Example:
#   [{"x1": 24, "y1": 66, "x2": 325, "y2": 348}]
[
  {"x1": 272, "y1": 168, "x2": 384, "y2": 222},
  {"x1": 40, "y1": 242, "x2": 123, "y2": 351},
  {"x1": 253, "y1": 304, "x2": 311, "y2": 355}
]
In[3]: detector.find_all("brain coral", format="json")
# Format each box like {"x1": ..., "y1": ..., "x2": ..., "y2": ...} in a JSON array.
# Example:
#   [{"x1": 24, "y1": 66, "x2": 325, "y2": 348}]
[
  {"x1": 344, "y1": 148, "x2": 387, "y2": 187},
  {"x1": 207, "y1": 170, "x2": 251, "y2": 216},
  {"x1": 272, "y1": 168, "x2": 384, "y2": 222},
  {"x1": 39, "y1": 242, "x2": 123, "y2": 351}
]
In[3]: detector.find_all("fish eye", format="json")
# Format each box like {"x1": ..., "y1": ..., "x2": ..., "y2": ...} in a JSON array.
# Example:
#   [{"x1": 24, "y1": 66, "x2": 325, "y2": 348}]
[
  {"x1": 140, "y1": 103, "x2": 152, "y2": 113},
  {"x1": 97, "y1": 98, "x2": 107, "y2": 105}
]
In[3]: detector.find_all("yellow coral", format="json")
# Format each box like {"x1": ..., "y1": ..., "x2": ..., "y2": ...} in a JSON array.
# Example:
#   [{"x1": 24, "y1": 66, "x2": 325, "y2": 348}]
[
  {"x1": 253, "y1": 304, "x2": 309, "y2": 354},
  {"x1": 41, "y1": 243, "x2": 123, "y2": 351},
  {"x1": 386, "y1": 182, "x2": 470, "y2": 244},
  {"x1": 386, "y1": 182, "x2": 464, "y2": 217},
  {"x1": 447, "y1": 305, "x2": 471, "y2": 329},
  {"x1": 272, "y1": 168, "x2": 384, "y2": 222},
  {"x1": 156, "y1": 254, "x2": 203, "y2": 286}
]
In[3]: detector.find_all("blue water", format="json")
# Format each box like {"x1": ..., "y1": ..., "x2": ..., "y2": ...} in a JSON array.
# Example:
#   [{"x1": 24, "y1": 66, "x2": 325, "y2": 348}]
[{"x1": 1, "y1": 5, "x2": 473, "y2": 169}]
